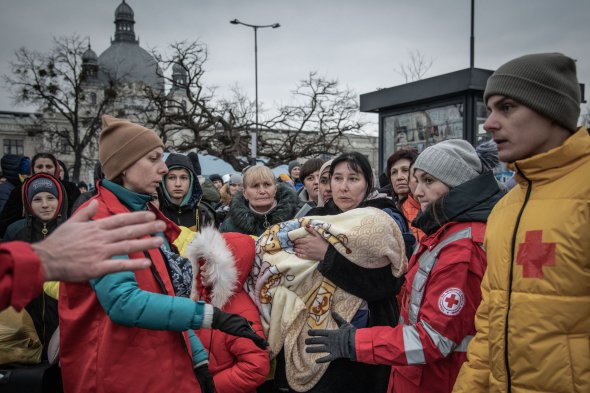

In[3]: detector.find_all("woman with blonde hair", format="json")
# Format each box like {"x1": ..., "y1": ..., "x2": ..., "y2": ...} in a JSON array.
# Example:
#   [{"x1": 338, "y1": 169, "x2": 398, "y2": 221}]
[{"x1": 220, "y1": 166, "x2": 298, "y2": 236}]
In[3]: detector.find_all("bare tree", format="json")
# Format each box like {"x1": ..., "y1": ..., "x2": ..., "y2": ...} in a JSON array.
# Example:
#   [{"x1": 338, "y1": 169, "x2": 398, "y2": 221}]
[
  {"x1": 395, "y1": 49, "x2": 433, "y2": 83},
  {"x1": 260, "y1": 71, "x2": 366, "y2": 167},
  {"x1": 3, "y1": 35, "x2": 119, "y2": 181},
  {"x1": 143, "y1": 41, "x2": 253, "y2": 170},
  {"x1": 147, "y1": 43, "x2": 366, "y2": 170}
]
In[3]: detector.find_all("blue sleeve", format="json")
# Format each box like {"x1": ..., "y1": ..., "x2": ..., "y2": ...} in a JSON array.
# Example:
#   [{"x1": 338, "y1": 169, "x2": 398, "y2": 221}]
[
  {"x1": 90, "y1": 255, "x2": 211, "y2": 331},
  {"x1": 188, "y1": 329, "x2": 209, "y2": 366}
]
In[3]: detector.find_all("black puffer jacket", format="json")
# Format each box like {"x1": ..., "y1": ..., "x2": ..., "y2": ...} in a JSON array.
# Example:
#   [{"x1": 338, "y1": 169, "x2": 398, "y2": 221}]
[
  {"x1": 219, "y1": 183, "x2": 298, "y2": 236},
  {"x1": 4, "y1": 174, "x2": 67, "y2": 360}
]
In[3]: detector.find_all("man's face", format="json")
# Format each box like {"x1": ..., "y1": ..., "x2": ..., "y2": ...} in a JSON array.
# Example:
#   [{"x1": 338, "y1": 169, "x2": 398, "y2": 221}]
[
  {"x1": 213, "y1": 180, "x2": 223, "y2": 189},
  {"x1": 484, "y1": 95, "x2": 569, "y2": 163},
  {"x1": 165, "y1": 168, "x2": 191, "y2": 203}
]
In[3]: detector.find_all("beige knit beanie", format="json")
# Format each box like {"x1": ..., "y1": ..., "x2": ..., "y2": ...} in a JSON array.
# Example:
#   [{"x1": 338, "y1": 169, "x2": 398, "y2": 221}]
[{"x1": 99, "y1": 115, "x2": 164, "y2": 180}]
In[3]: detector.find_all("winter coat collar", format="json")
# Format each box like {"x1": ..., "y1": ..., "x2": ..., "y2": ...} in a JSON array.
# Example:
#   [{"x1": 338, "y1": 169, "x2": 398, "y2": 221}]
[
  {"x1": 413, "y1": 171, "x2": 503, "y2": 236},
  {"x1": 226, "y1": 183, "x2": 298, "y2": 235},
  {"x1": 97, "y1": 181, "x2": 180, "y2": 241},
  {"x1": 102, "y1": 179, "x2": 151, "y2": 212},
  {"x1": 509, "y1": 126, "x2": 590, "y2": 186}
]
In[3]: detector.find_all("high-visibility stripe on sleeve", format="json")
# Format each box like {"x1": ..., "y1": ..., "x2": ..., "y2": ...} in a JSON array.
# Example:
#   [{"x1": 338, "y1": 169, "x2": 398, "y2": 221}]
[
  {"x1": 403, "y1": 325, "x2": 426, "y2": 365},
  {"x1": 403, "y1": 321, "x2": 474, "y2": 364}
]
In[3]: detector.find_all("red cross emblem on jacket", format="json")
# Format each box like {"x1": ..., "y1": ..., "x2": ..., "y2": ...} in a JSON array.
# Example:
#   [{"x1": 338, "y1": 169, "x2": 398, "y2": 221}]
[{"x1": 516, "y1": 230, "x2": 556, "y2": 279}]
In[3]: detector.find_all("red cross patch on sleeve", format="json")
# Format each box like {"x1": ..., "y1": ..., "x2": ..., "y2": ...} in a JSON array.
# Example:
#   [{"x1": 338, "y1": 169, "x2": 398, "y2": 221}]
[{"x1": 438, "y1": 288, "x2": 465, "y2": 316}]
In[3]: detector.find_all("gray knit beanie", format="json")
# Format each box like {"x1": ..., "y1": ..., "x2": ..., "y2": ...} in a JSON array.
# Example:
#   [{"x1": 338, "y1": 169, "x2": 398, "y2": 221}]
[
  {"x1": 288, "y1": 160, "x2": 301, "y2": 176},
  {"x1": 414, "y1": 139, "x2": 482, "y2": 188},
  {"x1": 484, "y1": 53, "x2": 580, "y2": 132}
]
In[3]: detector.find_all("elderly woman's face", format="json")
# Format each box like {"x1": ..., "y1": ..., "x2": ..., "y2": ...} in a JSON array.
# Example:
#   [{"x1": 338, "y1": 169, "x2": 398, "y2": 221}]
[
  {"x1": 330, "y1": 162, "x2": 367, "y2": 212},
  {"x1": 122, "y1": 147, "x2": 168, "y2": 194},
  {"x1": 243, "y1": 177, "x2": 277, "y2": 213}
]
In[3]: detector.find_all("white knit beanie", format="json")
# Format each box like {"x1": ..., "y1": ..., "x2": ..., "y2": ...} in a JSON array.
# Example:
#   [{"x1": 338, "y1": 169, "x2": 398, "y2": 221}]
[{"x1": 413, "y1": 139, "x2": 482, "y2": 188}]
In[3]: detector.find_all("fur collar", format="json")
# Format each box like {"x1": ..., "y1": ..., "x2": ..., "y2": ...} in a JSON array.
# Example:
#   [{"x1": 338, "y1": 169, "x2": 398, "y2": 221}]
[
  {"x1": 226, "y1": 183, "x2": 299, "y2": 235},
  {"x1": 185, "y1": 226, "x2": 238, "y2": 308}
]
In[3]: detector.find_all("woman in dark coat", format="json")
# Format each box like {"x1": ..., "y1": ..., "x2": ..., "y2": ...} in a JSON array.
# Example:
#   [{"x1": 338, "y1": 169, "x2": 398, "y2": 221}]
[
  {"x1": 219, "y1": 166, "x2": 298, "y2": 237},
  {"x1": 269, "y1": 152, "x2": 412, "y2": 393}
]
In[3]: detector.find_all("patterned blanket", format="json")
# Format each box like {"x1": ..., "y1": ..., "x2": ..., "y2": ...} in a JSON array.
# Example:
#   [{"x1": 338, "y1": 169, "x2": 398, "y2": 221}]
[{"x1": 245, "y1": 207, "x2": 407, "y2": 391}]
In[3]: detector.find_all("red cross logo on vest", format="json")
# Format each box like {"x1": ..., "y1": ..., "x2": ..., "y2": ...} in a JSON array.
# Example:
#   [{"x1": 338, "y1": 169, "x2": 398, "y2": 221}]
[
  {"x1": 516, "y1": 230, "x2": 556, "y2": 279},
  {"x1": 438, "y1": 288, "x2": 465, "y2": 316}
]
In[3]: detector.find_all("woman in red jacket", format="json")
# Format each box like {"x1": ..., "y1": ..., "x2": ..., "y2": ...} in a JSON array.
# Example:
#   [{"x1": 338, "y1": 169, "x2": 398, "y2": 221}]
[
  {"x1": 186, "y1": 227, "x2": 270, "y2": 393},
  {"x1": 306, "y1": 139, "x2": 503, "y2": 393}
]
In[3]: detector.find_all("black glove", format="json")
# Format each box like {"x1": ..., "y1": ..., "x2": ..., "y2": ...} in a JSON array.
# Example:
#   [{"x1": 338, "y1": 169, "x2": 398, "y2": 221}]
[
  {"x1": 211, "y1": 307, "x2": 269, "y2": 349},
  {"x1": 194, "y1": 363, "x2": 215, "y2": 393},
  {"x1": 305, "y1": 312, "x2": 357, "y2": 363}
]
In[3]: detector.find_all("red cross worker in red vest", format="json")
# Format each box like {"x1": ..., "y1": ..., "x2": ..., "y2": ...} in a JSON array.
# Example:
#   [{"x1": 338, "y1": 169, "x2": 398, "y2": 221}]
[
  {"x1": 306, "y1": 139, "x2": 504, "y2": 393},
  {"x1": 453, "y1": 54, "x2": 590, "y2": 393}
]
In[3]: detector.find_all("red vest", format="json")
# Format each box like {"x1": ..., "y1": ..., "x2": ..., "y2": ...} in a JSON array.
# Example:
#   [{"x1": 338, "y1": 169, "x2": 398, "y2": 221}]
[{"x1": 59, "y1": 186, "x2": 201, "y2": 393}]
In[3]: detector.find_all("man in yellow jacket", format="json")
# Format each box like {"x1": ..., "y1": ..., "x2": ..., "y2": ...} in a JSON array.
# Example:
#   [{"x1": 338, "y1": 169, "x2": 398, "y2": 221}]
[{"x1": 453, "y1": 53, "x2": 589, "y2": 393}]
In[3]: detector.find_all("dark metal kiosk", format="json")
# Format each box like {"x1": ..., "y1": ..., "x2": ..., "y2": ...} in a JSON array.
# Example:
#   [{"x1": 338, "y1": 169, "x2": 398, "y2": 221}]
[{"x1": 360, "y1": 68, "x2": 493, "y2": 174}]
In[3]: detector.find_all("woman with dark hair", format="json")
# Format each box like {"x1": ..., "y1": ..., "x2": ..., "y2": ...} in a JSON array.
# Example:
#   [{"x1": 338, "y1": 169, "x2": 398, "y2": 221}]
[
  {"x1": 305, "y1": 140, "x2": 504, "y2": 393},
  {"x1": 384, "y1": 147, "x2": 419, "y2": 209},
  {"x1": 59, "y1": 115, "x2": 266, "y2": 393},
  {"x1": 270, "y1": 152, "x2": 411, "y2": 393}
]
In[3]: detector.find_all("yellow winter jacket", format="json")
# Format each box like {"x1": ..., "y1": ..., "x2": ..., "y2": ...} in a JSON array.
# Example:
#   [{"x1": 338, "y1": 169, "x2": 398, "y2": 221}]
[{"x1": 453, "y1": 127, "x2": 590, "y2": 393}]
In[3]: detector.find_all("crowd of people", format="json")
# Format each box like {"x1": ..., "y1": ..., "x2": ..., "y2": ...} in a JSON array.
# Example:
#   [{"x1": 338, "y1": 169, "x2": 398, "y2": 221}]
[{"x1": 0, "y1": 52, "x2": 588, "y2": 393}]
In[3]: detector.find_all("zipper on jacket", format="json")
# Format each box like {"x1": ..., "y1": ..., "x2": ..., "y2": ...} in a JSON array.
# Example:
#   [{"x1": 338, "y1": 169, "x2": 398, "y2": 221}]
[{"x1": 504, "y1": 163, "x2": 532, "y2": 393}]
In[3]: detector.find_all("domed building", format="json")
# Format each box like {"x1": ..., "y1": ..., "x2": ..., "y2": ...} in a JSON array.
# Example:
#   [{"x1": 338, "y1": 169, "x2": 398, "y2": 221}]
[{"x1": 96, "y1": 0, "x2": 164, "y2": 93}]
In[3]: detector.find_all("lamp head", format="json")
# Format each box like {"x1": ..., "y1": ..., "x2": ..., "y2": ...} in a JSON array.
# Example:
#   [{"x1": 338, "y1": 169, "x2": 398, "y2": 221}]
[
  {"x1": 230, "y1": 19, "x2": 240, "y2": 25},
  {"x1": 272, "y1": 23, "x2": 281, "y2": 28}
]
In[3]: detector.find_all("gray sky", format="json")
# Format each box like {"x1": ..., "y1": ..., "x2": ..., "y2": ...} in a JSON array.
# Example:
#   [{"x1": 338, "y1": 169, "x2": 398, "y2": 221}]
[{"x1": 1, "y1": 0, "x2": 589, "y2": 131}]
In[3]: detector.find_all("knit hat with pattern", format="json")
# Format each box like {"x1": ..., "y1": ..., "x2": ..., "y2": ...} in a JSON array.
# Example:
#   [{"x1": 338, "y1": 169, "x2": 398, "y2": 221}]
[
  {"x1": 413, "y1": 139, "x2": 482, "y2": 188},
  {"x1": 99, "y1": 115, "x2": 164, "y2": 180},
  {"x1": 27, "y1": 175, "x2": 59, "y2": 201},
  {"x1": 484, "y1": 53, "x2": 581, "y2": 132}
]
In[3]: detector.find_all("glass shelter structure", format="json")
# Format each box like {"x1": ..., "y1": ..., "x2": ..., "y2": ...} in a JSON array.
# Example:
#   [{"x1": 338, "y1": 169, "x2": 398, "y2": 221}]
[{"x1": 360, "y1": 68, "x2": 493, "y2": 174}]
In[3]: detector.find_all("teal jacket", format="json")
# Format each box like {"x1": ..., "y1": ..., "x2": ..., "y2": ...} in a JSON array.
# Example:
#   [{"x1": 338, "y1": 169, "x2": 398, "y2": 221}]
[{"x1": 90, "y1": 180, "x2": 209, "y2": 366}]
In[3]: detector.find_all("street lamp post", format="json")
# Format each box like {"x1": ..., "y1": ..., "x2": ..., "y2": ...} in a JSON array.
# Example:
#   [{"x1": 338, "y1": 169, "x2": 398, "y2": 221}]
[{"x1": 230, "y1": 19, "x2": 280, "y2": 164}]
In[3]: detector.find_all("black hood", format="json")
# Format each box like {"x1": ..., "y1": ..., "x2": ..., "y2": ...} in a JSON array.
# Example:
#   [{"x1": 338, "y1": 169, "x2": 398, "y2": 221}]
[
  {"x1": 161, "y1": 153, "x2": 203, "y2": 210},
  {"x1": 413, "y1": 171, "x2": 504, "y2": 236},
  {"x1": 1, "y1": 154, "x2": 28, "y2": 185}
]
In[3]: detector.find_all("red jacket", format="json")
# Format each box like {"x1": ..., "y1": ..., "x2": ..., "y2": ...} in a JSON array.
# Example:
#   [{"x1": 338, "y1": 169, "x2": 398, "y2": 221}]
[
  {"x1": 355, "y1": 221, "x2": 486, "y2": 393},
  {"x1": 0, "y1": 241, "x2": 44, "y2": 311},
  {"x1": 59, "y1": 185, "x2": 202, "y2": 393},
  {"x1": 187, "y1": 228, "x2": 270, "y2": 393}
]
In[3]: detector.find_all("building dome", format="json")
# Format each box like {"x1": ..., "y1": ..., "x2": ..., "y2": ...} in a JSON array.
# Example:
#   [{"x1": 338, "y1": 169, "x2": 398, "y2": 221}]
[
  {"x1": 115, "y1": 0, "x2": 134, "y2": 21},
  {"x1": 97, "y1": 0, "x2": 164, "y2": 92},
  {"x1": 172, "y1": 62, "x2": 186, "y2": 77},
  {"x1": 98, "y1": 43, "x2": 164, "y2": 92},
  {"x1": 82, "y1": 45, "x2": 98, "y2": 65}
]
